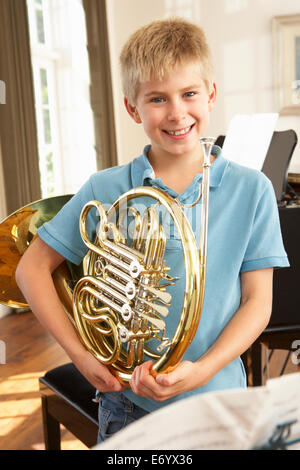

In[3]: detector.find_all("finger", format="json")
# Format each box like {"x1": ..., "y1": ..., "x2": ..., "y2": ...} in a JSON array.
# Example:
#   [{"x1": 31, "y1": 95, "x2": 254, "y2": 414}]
[
  {"x1": 155, "y1": 364, "x2": 185, "y2": 387},
  {"x1": 130, "y1": 363, "x2": 144, "y2": 392},
  {"x1": 138, "y1": 361, "x2": 157, "y2": 388},
  {"x1": 130, "y1": 362, "x2": 158, "y2": 397},
  {"x1": 139, "y1": 360, "x2": 154, "y2": 378},
  {"x1": 96, "y1": 367, "x2": 125, "y2": 392},
  {"x1": 97, "y1": 378, "x2": 124, "y2": 392},
  {"x1": 129, "y1": 365, "x2": 139, "y2": 392}
]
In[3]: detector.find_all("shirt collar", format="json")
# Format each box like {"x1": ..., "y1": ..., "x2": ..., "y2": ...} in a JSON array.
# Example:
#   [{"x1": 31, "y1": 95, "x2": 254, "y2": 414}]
[{"x1": 131, "y1": 144, "x2": 228, "y2": 194}]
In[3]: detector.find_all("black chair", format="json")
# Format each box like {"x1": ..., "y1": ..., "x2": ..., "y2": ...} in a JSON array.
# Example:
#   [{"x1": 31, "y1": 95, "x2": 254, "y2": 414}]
[{"x1": 39, "y1": 362, "x2": 98, "y2": 450}]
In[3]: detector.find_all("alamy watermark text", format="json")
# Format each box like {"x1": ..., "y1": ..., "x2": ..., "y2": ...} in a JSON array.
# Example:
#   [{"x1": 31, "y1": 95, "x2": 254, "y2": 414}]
[
  {"x1": 0, "y1": 80, "x2": 5, "y2": 104},
  {"x1": 0, "y1": 340, "x2": 6, "y2": 364}
]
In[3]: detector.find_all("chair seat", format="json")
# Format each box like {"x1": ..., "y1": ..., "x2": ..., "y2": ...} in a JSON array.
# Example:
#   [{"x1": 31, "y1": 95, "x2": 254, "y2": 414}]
[
  {"x1": 40, "y1": 362, "x2": 98, "y2": 424},
  {"x1": 39, "y1": 362, "x2": 99, "y2": 449}
]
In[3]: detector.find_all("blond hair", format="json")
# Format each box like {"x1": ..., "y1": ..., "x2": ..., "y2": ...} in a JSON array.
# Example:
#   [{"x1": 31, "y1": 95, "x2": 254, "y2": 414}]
[{"x1": 120, "y1": 17, "x2": 214, "y2": 104}]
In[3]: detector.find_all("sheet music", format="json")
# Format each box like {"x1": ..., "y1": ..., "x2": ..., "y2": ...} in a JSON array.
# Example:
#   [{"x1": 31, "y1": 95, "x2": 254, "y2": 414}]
[
  {"x1": 263, "y1": 374, "x2": 300, "y2": 449},
  {"x1": 222, "y1": 113, "x2": 278, "y2": 170},
  {"x1": 94, "y1": 373, "x2": 300, "y2": 450}
]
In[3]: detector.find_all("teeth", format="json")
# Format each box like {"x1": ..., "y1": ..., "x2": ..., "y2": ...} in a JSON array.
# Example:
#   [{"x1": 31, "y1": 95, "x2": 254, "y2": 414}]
[{"x1": 167, "y1": 126, "x2": 191, "y2": 136}]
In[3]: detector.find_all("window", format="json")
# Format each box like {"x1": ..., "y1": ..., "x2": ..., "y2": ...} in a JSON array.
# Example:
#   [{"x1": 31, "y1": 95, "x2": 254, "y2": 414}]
[{"x1": 27, "y1": 0, "x2": 96, "y2": 198}]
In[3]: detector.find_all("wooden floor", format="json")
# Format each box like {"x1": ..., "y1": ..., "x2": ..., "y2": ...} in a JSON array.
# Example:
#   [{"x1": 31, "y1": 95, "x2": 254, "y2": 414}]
[
  {"x1": 0, "y1": 310, "x2": 299, "y2": 451},
  {"x1": 0, "y1": 310, "x2": 87, "y2": 450}
]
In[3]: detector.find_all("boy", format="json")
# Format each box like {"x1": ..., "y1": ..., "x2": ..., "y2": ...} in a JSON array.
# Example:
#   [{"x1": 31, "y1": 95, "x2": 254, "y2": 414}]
[{"x1": 15, "y1": 18, "x2": 289, "y2": 443}]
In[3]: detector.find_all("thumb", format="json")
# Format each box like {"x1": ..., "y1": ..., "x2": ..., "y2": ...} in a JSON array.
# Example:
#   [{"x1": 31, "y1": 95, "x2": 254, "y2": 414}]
[
  {"x1": 100, "y1": 365, "x2": 125, "y2": 391},
  {"x1": 111, "y1": 375, "x2": 125, "y2": 391}
]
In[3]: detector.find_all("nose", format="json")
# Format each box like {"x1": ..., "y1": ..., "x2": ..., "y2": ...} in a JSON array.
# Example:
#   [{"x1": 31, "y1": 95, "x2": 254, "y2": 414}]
[{"x1": 167, "y1": 99, "x2": 186, "y2": 122}]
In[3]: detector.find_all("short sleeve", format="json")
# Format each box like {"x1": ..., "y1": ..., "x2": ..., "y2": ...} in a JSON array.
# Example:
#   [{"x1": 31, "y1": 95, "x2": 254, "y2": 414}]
[
  {"x1": 241, "y1": 178, "x2": 290, "y2": 272},
  {"x1": 37, "y1": 176, "x2": 98, "y2": 264}
]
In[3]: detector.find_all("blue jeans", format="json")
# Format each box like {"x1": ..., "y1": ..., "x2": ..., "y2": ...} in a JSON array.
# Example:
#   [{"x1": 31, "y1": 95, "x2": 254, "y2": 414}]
[{"x1": 96, "y1": 391, "x2": 149, "y2": 444}]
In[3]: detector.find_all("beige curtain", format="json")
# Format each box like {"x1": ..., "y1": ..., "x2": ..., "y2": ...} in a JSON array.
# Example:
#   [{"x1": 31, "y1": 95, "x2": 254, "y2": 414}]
[
  {"x1": 0, "y1": 0, "x2": 41, "y2": 215},
  {"x1": 82, "y1": 0, "x2": 118, "y2": 170}
]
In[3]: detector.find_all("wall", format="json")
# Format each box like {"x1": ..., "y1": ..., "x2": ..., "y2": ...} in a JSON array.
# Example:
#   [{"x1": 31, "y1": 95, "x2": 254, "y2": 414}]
[
  {"x1": 201, "y1": 0, "x2": 300, "y2": 172},
  {"x1": 106, "y1": 0, "x2": 300, "y2": 172}
]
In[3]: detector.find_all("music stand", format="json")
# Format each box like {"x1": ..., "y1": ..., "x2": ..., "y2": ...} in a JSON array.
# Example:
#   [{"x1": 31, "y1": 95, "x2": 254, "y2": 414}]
[
  {"x1": 216, "y1": 130, "x2": 298, "y2": 203},
  {"x1": 261, "y1": 130, "x2": 298, "y2": 203}
]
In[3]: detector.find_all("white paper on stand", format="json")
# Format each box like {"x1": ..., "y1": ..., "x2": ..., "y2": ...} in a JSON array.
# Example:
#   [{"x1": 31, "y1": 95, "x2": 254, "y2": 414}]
[
  {"x1": 94, "y1": 373, "x2": 300, "y2": 451},
  {"x1": 222, "y1": 113, "x2": 279, "y2": 170}
]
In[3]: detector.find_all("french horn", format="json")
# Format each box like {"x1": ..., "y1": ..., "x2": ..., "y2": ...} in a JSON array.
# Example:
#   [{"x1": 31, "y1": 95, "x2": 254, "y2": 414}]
[{"x1": 0, "y1": 137, "x2": 215, "y2": 386}]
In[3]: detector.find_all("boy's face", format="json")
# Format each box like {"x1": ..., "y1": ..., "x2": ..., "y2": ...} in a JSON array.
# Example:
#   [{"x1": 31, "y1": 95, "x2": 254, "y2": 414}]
[{"x1": 124, "y1": 61, "x2": 216, "y2": 163}]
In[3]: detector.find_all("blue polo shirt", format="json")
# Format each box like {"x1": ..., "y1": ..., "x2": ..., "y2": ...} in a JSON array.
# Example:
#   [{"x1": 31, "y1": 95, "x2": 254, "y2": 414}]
[{"x1": 38, "y1": 145, "x2": 289, "y2": 412}]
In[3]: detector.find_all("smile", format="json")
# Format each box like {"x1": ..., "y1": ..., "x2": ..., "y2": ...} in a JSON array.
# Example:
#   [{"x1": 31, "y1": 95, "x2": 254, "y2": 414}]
[{"x1": 164, "y1": 125, "x2": 194, "y2": 136}]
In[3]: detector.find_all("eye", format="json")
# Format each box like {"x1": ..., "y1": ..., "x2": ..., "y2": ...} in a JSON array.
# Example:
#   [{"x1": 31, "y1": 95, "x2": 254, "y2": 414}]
[
  {"x1": 183, "y1": 91, "x2": 196, "y2": 98},
  {"x1": 150, "y1": 97, "x2": 165, "y2": 103}
]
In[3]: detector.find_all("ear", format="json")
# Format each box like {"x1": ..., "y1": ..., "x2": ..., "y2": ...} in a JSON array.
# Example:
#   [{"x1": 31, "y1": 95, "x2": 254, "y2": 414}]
[
  {"x1": 124, "y1": 97, "x2": 142, "y2": 124},
  {"x1": 208, "y1": 82, "x2": 217, "y2": 111}
]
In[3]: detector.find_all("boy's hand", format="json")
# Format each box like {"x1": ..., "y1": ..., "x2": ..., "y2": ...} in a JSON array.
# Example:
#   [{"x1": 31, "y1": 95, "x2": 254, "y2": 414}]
[
  {"x1": 129, "y1": 360, "x2": 210, "y2": 401},
  {"x1": 74, "y1": 349, "x2": 125, "y2": 393}
]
